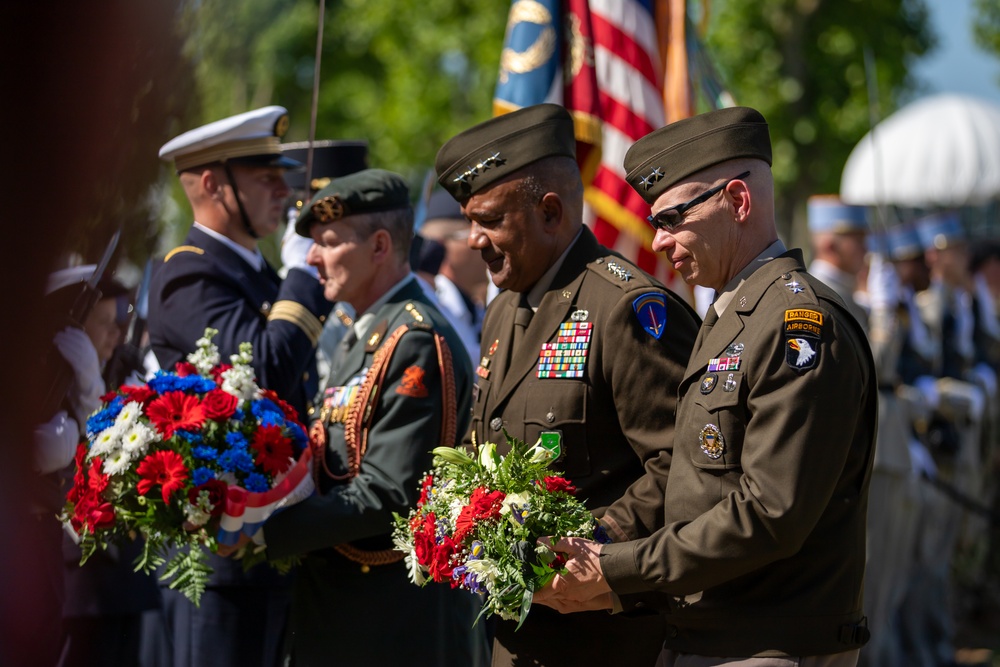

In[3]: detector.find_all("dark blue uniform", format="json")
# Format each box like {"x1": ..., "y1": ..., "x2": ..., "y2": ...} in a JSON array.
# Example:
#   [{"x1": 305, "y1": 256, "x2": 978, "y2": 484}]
[{"x1": 146, "y1": 225, "x2": 333, "y2": 667}]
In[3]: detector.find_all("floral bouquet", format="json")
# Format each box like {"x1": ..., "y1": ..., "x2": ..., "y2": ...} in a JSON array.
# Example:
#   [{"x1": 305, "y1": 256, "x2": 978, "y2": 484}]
[
  {"x1": 392, "y1": 434, "x2": 609, "y2": 628},
  {"x1": 62, "y1": 328, "x2": 315, "y2": 605}
]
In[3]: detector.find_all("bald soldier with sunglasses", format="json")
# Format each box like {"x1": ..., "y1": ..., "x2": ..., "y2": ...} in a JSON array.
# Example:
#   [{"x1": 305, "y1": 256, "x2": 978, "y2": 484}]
[{"x1": 535, "y1": 107, "x2": 878, "y2": 667}]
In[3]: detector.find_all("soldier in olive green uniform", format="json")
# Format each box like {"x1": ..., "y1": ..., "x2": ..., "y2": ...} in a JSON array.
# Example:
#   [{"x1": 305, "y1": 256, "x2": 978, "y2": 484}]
[
  {"x1": 435, "y1": 104, "x2": 700, "y2": 667},
  {"x1": 534, "y1": 107, "x2": 877, "y2": 667},
  {"x1": 241, "y1": 170, "x2": 487, "y2": 667}
]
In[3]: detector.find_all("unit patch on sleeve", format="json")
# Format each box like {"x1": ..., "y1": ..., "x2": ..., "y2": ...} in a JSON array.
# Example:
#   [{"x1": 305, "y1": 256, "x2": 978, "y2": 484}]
[
  {"x1": 537, "y1": 321, "x2": 593, "y2": 378},
  {"x1": 396, "y1": 365, "x2": 429, "y2": 398},
  {"x1": 783, "y1": 309, "x2": 822, "y2": 371},
  {"x1": 632, "y1": 292, "x2": 668, "y2": 340}
]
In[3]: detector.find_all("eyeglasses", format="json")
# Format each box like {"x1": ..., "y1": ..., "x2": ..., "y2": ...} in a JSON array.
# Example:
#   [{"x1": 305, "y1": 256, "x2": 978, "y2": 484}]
[{"x1": 646, "y1": 171, "x2": 750, "y2": 231}]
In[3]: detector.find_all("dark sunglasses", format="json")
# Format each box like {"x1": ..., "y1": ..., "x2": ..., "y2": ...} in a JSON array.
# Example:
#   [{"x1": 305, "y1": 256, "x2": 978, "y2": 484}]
[{"x1": 646, "y1": 171, "x2": 750, "y2": 231}]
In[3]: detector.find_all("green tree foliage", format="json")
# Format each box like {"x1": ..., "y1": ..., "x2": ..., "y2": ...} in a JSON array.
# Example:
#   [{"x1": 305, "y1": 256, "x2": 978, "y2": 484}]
[
  {"x1": 973, "y1": 0, "x2": 1000, "y2": 68},
  {"x1": 156, "y1": 0, "x2": 509, "y2": 251},
  {"x1": 702, "y1": 0, "x2": 933, "y2": 242},
  {"x1": 174, "y1": 0, "x2": 509, "y2": 182}
]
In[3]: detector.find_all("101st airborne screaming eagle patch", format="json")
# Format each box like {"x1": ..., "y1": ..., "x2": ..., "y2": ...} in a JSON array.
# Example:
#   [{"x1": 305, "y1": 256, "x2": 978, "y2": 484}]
[{"x1": 783, "y1": 309, "x2": 822, "y2": 371}]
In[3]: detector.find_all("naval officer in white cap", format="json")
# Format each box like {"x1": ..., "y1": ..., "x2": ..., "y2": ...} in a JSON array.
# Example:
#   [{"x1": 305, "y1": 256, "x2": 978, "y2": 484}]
[{"x1": 146, "y1": 106, "x2": 330, "y2": 667}]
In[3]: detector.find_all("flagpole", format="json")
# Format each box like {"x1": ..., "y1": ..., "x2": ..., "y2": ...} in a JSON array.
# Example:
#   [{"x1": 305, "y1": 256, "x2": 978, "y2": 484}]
[{"x1": 306, "y1": 0, "x2": 327, "y2": 190}]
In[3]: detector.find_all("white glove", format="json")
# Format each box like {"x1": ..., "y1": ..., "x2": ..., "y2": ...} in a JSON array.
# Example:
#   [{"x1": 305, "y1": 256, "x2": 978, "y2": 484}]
[
  {"x1": 914, "y1": 375, "x2": 940, "y2": 412},
  {"x1": 866, "y1": 253, "x2": 900, "y2": 311},
  {"x1": 280, "y1": 215, "x2": 317, "y2": 278},
  {"x1": 34, "y1": 410, "x2": 80, "y2": 474},
  {"x1": 54, "y1": 326, "x2": 104, "y2": 421}
]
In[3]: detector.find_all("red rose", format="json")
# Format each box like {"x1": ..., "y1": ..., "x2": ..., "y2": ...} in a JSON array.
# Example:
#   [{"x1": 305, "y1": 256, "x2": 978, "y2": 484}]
[
  {"x1": 174, "y1": 361, "x2": 199, "y2": 377},
  {"x1": 428, "y1": 536, "x2": 460, "y2": 583},
  {"x1": 202, "y1": 389, "x2": 238, "y2": 421},
  {"x1": 413, "y1": 513, "x2": 437, "y2": 566},
  {"x1": 72, "y1": 495, "x2": 115, "y2": 533},
  {"x1": 136, "y1": 450, "x2": 189, "y2": 504},
  {"x1": 187, "y1": 479, "x2": 229, "y2": 516},
  {"x1": 469, "y1": 487, "x2": 506, "y2": 519},
  {"x1": 543, "y1": 476, "x2": 577, "y2": 495}
]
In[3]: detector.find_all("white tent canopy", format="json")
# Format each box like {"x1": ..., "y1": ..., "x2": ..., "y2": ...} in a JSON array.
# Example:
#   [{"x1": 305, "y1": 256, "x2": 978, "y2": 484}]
[{"x1": 840, "y1": 93, "x2": 1000, "y2": 207}]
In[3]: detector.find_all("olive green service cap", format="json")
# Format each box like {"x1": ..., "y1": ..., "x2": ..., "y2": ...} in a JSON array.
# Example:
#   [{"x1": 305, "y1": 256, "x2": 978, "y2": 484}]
[
  {"x1": 624, "y1": 107, "x2": 772, "y2": 205},
  {"x1": 159, "y1": 106, "x2": 302, "y2": 173},
  {"x1": 435, "y1": 103, "x2": 577, "y2": 201},
  {"x1": 295, "y1": 168, "x2": 411, "y2": 237}
]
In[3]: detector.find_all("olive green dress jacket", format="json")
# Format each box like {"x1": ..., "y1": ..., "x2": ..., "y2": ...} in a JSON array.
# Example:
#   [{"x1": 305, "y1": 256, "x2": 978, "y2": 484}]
[
  {"x1": 602, "y1": 249, "x2": 878, "y2": 658},
  {"x1": 472, "y1": 226, "x2": 700, "y2": 667}
]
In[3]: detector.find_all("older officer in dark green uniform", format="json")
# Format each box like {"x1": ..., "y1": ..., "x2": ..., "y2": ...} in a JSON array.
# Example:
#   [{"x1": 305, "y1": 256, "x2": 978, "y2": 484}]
[
  {"x1": 435, "y1": 104, "x2": 700, "y2": 667},
  {"x1": 247, "y1": 169, "x2": 487, "y2": 666},
  {"x1": 534, "y1": 107, "x2": 877, "y2": 667}
]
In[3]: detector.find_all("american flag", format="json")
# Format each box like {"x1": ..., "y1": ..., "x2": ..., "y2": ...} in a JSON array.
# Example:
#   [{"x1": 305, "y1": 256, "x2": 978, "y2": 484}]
[{"x1": 494, "y1": 0, "x2": 717, "y2": 297}]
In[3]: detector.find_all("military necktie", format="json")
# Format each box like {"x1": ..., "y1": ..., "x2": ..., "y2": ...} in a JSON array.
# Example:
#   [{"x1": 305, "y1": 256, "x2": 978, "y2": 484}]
[
  {"x1": 694, "y1": 304, "x2": 719, "y2": 353},
  {"x1": 512, "y1": 295, "x2": 534, "y2": 352}
]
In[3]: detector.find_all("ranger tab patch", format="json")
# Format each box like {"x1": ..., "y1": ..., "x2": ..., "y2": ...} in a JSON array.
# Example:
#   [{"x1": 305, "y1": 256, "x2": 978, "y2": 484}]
[
  {"x1": 632, "y1": 292, "x2": 668, "y2": 340},
  {"x1": 783, "y1": 309, "x2": 822, "y2": 371}
]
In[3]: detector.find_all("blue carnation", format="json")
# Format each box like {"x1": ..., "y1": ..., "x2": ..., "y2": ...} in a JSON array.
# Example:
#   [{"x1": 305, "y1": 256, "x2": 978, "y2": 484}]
[
  {"x1": 219, "y1": 448, "x2": 254, "y2": 473},
  {"x1": 192, "y1": 467, "x2": 216, "y2": 486},
  {"x1": 258, "y1": 411, "x2": 283, "y2": 427},
  {"x1": 252, "y1": 398, "x2": 284, "y2": 421},
  {"x1": 175, "y1": 430, "x2": 203, "y2": 445},
  {"x1": 244, "y1": 472, "x2": 269, "y2": 493},
  {"x1": 86, "y1": 405, "x2": 121, "y2": 436},
  {"x1": 231, "y1": 409, "x2": 245, "y2": 422},
  {"x1": 147, "y1": 372, "x2": 186, "y2": 394},
  {"x1": 285, "y1": 422, "x2": 308, "y2": 449},
  {"x1": 191, "y1": 446, "x2": 219, "y2": 461},
  {"x1": 225, "y1": 432, "x2": 248, "y2": 449}
]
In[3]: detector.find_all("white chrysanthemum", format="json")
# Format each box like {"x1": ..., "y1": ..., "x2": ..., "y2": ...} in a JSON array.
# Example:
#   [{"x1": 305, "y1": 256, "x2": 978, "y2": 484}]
[
  {"x1": 403, "y1": 552, "x2": 427, "y2": 585},
  {"x1": 102, "y1": 448, "x2": 132, "y2": 476},
  {"x1": 113, "y1": 401, "x2": 143, "y2": 431},
  {"x1": 121, "y1": 422, "x2": 159, "y2": 458},
  {"x1": 88, "y1": 424, "x2": 124, "y2": 459}
]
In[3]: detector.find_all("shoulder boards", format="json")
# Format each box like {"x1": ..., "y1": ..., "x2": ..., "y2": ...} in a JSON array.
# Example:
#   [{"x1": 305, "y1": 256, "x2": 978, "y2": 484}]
[
  {"x1": 163, "y1": 245, "x2": 205, "y2": 262},
  {"x1": 588, "y1": 256, "x2": 653, "y2": 289},
  {"x1": 404, "y1": 302, "x2": 426, "y2": 323},
  {"x1": 364, "y1": 320, "x2": 389, "y2": 352}
]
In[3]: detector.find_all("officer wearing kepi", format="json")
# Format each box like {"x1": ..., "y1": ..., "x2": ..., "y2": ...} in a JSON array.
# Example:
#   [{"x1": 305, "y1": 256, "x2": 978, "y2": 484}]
[
  {"x1": 435, "y1": 103, "x2": 700, "y2": 667},
  {"x1": 148, "y1": 105, "x2": 331, "y2": 667},
  {"x1": 534, "y1": 107, "x2": 877, "y2": 667}
]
